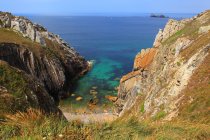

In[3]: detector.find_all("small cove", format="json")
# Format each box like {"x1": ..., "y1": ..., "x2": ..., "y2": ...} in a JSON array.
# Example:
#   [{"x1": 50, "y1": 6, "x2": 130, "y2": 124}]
[{"x1": 28, "y1": 14, "x2": 193, "y2": 113}]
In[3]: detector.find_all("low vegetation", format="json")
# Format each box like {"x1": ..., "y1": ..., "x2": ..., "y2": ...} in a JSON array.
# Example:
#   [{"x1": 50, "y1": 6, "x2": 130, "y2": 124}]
[
  {"x1": 0, "y1": 62, "x2": 27, "y2": 98},
  {"x1": 0, "y1": 109, "x2": 95, "y2": 140},
  {"x1": 0, "y1": 28, "x2": 61, "y2": 59},
  {"x1": 181, "y1": 31, "x2": 210, "y2": 60},
  {"x1": 0, "y1": 61, "x2": 30, "y2": 117},
  {"x1": 1, "y1": 110, "x2": 209, "y2": 140},
  {"x1": 178, "y1": 53, "x2": 210, "y2": 124},
  {"x1": 0, "y1": 28, "x2": 42, "y2": 55}
]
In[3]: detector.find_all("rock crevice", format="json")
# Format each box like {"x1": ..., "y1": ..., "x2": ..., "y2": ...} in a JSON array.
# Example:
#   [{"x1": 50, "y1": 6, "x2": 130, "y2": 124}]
[
  {"x1": 116, "y1": 10, "x2": 210, "y2": 119},
  {"x1": 0, "y1": 12, "x2": 89, "y2": 114}
]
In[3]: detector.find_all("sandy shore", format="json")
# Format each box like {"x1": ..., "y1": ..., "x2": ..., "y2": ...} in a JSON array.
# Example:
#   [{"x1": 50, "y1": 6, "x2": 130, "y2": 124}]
[{"x1": 63, "y1": 112, "x2": 118, "y2": 124}]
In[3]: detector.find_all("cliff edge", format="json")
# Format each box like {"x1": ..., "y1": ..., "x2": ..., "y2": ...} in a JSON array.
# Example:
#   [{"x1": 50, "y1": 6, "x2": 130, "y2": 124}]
[
  {"x1": 116, "y1": 10, "x2": 210, "y2": 123},
  {"x1": 0, "y1": 12, "x2": 89, "y2": 115}
]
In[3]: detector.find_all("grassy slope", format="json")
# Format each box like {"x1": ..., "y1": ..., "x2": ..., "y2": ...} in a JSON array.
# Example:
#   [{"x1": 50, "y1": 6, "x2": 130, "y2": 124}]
[
  {"x1": 0, "y1": 28, "x2": 64, "y2": 60},
  {"x1": 0, "y1": 28, "x2": 42, "y2": 55},
  {"x1": 1, "y1": 110, "x2": 209, "y2": 140},
  {"x1": 178, "y1": 52, "x2": 210, "y2": 124},
  {"x1": 0, "y1": 109, "x2": 100, "y2": 140},
  {"x1": 0, "y1": 61, "x2": 31, "y2": 116},
  {"x1": 0, "y1": 29, "x2": 62, "y2": 117}
]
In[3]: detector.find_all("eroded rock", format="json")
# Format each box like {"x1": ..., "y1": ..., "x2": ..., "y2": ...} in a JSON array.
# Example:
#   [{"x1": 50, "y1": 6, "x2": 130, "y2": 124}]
[
  {"x1": 0, "y1": 12, "x2": 89, "y2": 114},
  {"x1": 199, "y1": 25, "x2": 210, "y2": 34},
  {"x1": 117, "y1": 11, "x2": 210, "y2": 119}
]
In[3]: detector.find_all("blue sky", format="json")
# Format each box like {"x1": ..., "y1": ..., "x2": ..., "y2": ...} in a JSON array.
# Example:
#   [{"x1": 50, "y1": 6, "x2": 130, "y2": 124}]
[{"x1": 0, "y1": 0, "x2": 209, "y2": 16}]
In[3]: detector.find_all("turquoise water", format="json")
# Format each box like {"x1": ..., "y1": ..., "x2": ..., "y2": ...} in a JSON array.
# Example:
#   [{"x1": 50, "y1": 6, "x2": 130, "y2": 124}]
[{"x1": 28, "y1": 14, "x2": 195, "y2": 110}]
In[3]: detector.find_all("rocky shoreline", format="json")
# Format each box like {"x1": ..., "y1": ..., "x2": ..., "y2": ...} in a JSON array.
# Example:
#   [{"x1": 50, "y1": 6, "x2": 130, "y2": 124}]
[
  {"x1": 0, "y1": 12, "x2": 89, "y2": 115},
  {"x1": 1, "y1": 10, "x2": 210, "y2": 124},
  {"x1": 115, "y1": 10, "x2": 210, "y2": 119}
]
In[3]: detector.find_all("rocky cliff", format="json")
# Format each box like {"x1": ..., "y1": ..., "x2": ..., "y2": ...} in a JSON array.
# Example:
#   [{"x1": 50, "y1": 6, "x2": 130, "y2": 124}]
[
  {"x1": 116, "y1": 10, "x2": 210, "y2": 122},
  {"x1": 0, "y1": 12, "x2": 89, "y2": 115}
]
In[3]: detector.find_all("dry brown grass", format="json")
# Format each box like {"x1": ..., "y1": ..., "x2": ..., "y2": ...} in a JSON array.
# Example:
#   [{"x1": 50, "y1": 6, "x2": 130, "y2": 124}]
[
  {"x1": 45, "y1": 38, "x2": 65, "y2": 58},
  {"x1": 0, "y1": 28, "x2": 43, "y2": 55},
  {"x1": 181, "y1": 31, "x2": 210, "y2": 60},
  {"x1": 97, "y1": 117, "x2": 210, "y2": 140},
  {"x1": 0, "y1": 28, "x2": 62, "y2": 60},
  {"x1": 0, "y1": 109, "x2": 97, "y2": 140},
  {"x1": 178, "y1": 52, "x2": 210, "y2": 124},
  {"x1": 5, "y1": 109, "x2": 45, "y2": 127}
]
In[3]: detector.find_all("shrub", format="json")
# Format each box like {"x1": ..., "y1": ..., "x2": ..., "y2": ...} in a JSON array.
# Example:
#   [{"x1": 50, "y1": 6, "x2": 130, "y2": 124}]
[{"x1": 177, "y1": 61, "x2": 181, "y2": 66}]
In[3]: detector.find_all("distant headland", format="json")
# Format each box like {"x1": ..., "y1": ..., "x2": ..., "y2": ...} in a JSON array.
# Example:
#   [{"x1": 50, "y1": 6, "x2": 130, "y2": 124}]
[{"x1": 150, "y1": 14, "x2": 169, "y2": 18}]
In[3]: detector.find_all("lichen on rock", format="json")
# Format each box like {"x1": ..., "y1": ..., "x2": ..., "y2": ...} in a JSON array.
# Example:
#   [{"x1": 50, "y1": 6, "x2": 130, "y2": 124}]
[{"x1": 116, "y1": 10, "x2": 210, "y2": 120}]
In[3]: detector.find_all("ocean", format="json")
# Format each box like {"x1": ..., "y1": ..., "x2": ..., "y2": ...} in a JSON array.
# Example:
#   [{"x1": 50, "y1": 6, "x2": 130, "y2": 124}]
[{"x1": 27, "y1": 14, "x2": 195, "y2": 111}]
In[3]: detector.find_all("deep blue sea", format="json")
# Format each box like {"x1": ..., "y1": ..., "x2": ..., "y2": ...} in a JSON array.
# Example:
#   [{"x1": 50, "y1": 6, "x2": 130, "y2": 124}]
[{"x1": 27, "y1": 14, "x2": 195, "y2": 110}]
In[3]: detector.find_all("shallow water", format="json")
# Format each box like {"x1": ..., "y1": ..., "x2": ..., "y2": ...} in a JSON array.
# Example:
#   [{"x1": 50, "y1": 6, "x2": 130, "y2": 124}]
[{"x1": 27, "y1": 14, "x2": 194, "y2": 111}]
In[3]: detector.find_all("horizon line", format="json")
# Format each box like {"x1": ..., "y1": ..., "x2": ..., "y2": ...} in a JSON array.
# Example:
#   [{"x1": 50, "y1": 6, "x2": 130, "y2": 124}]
[{"x1": 13, "y1": 12, "x2": 197, "y2": 17}]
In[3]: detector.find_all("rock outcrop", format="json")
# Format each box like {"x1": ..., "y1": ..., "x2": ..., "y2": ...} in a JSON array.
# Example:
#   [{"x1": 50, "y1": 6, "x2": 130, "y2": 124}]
[
  {"x1": 199, "y1": 25, "x2": 210, "y2": 34},
  {"x1": 0, "y1": 61, "x2": 59, "y2": 115},
  {"x1": 153, "y1": 19, "x2": 188, "y2": 48},
  {"x1": 0, "y1": 12, "x2": 89, "y2": 114},
  {"x1": 133, "y1": 48, "x2": 157, "y2": 70},
  {"x1": 116, "y1": 10, "x2": 210, "y2": 119}
]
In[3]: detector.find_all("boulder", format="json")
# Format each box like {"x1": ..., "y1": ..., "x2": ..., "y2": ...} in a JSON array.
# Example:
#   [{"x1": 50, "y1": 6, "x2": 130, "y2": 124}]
[
  {"x1": 105, "y1": 95, "x2": 118, "y2": 102},
  {"x1": 76, "y1": 97, "x2": 83, "y2": 101}
]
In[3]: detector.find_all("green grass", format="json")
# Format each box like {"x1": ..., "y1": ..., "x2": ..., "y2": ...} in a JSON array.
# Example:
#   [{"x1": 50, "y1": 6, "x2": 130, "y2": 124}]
[
  {"x1": 1, "y1": 111, "x2": 210, "y2": 140},
  {"x1": 0, "y1": 109, "x2": 99, "y2": 140},
  {"x1": 162, "y1": 20, "x2": 200, "y2": 47},
  {"x1": 0, "y1": 63, "x2": 27, "y2": 98},
  {"x1": 0, "y1": 62, "x2": 30, "y2": 117},
  {"x1": 42, "y1": 46, "x2": 59, "y2": 59},
  {"x1": 0, "y1": 28, "x2": 42, "y2": 55},
  {"x1": 152, "y1": 111, "x2": 166, "y2": 121},
  {"x1": 0, "y1": 28, "x2": 63, "y2": 61},
  {"x1": 181, "y1": 31, "x2": 210, "y2": 60},
  {"x1": 140, "y1": 103, "x2": 145, "y2": 113},
  {"x1": 0, "y1": 61, "x2": 44, "y2": 117},
  {"x1": 98, "y1": 117, "x2": 210, "y2": 140},
  {"x1": 178, "y1": 53, "x2": 210, "y2": 124},
  {"x1": 97, "y1": 117, "x2": 154, "y2": 140},
  {"x1": 162, "y1": 29, "x2": 186, "y2": 46}
]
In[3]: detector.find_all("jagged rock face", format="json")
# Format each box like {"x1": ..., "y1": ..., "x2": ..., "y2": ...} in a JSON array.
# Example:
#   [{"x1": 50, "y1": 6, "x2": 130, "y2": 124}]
[
  {"x1": 153, "y1": 19, "x2": 189, "y2": 48},
  {"x1": 0, "y1": 12, "x2": 72, "y2": 47},
  {"x1": 116, "y1": 75, "x2": 141, "y2": 114},
  {"x1": 133, "y1": 48, "x2": 157, "y2": 70},
  {"x1": 0, "y1": 12, "x2": 12, "y2": 28},
  {"x1": 0, "y1": 12, "x2": 89, "y2": 114},
  {"x1": 117, "y1": 10, "x2": 210, "y2": 119},
  {"x1": 0, "y1": 43, "x2": 88, "y2": 104},
  {"x1": 0, "y1": 61, "x2": 59, "y2": 114}
]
